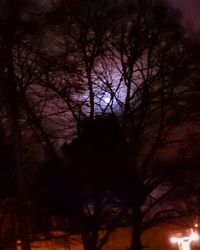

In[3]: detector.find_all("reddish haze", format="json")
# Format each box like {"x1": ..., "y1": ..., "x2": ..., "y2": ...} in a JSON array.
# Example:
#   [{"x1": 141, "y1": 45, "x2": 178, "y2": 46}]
[{"x1": 170, "y1": 0, "x2": 200, "y2": 30}]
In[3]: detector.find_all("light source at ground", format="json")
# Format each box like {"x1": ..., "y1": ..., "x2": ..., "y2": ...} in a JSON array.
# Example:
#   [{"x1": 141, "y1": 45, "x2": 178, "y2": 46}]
[{"x1": 170, "y1": 229, "x2": 199, "y2": 250}]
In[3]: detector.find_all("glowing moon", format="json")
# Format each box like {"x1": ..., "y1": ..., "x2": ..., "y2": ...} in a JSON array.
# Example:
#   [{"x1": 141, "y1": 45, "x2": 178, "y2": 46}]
[{"x1": 104, "y1": 97, "x2": 110, "y2": 104}]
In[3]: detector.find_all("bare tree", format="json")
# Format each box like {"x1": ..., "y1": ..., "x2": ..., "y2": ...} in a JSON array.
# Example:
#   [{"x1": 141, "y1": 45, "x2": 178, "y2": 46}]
[
  {"x1": 50, "y1": 1, "x2": 200, "y2": 250},
  {"x1": 0, "y1": 0, "x2": 199, "y2": 249},
  {"x1": 0, "y1": 1, "x2": 46, "y2": 249}
]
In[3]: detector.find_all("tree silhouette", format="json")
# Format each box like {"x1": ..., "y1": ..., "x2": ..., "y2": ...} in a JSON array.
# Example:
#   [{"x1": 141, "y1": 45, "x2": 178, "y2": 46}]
[
  {"x1": 0, "y1": 0, "x2": 199, "y2": 249},
  {"x1": 50, "y1": 1, "x2": 200, "y2": 249}
]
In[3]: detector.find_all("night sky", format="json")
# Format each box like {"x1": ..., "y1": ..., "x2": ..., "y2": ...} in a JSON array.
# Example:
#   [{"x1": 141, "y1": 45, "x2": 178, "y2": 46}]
[
  {"x1": 170, "y1": 0, "x2": 200, "y2": 30},
  {"x1": 40, "y1": 0, "x2": 200, "y2": 30}
]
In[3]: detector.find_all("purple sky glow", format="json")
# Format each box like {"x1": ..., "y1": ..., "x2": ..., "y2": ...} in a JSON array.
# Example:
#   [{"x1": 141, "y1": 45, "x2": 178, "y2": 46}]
[{"x1": 170, "y1": 0, "x2": 200, "y2": 30}]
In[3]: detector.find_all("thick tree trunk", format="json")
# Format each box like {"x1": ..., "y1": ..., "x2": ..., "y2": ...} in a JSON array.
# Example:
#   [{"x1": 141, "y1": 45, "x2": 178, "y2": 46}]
[
  {"x1": 16, "y1": 202, "x2": 31, "y2": 250},
  {"x1": 82, "y1": 230, "x2": 98, "y2": 250},
  {"x1": 81, "y1": 190, "x2": 102, "y2": 250},
  {"x1": 3, "y1": 1, "x2": 31, "y2": 249},
  {"x1": 130, "y1": 206, "x2": 142, "y2": 250},
  {"x1": 81, "y1": 209, "x2": 99, "y2": 250}
]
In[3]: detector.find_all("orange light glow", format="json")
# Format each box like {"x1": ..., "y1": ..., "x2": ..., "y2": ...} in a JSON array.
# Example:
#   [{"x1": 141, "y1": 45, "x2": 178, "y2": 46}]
[{"x1": 170, "y1": 229, "x2": 199, "y2": 250}]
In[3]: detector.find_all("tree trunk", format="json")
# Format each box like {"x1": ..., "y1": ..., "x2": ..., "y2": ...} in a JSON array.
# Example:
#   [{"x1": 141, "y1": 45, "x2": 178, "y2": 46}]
[
  {"x1": 130, "y1": 206, "x2": 142, "y2": 250},
  {"x1": 3, "y1": 1, "x2": 31, "y2": 249},
  {"x1": 82, "y1": 230, "x2": 98, "y2": 250},
  {"x1": 81, "y1": 190, "x2": 102, "y2": 250}
]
